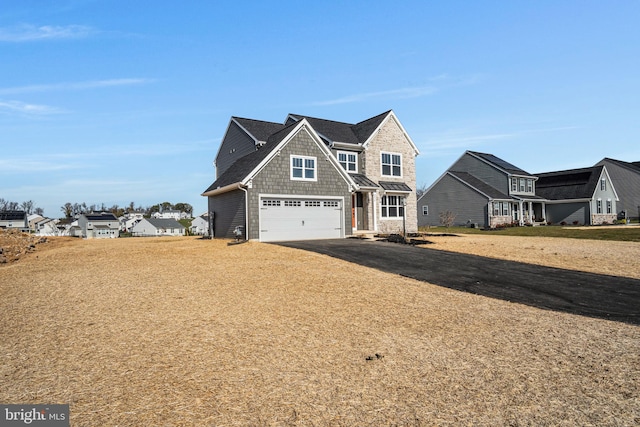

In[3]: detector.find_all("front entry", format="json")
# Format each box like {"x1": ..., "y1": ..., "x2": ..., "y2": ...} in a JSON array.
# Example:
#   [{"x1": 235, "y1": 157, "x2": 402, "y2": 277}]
[{"x1": 353, "y1": 192, "x2": 368, "y2": 231}]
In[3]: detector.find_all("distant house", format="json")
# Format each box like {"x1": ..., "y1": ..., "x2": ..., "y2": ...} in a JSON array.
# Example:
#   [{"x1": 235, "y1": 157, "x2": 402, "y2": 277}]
[
  {"x1": 76, "y1": 212, "x2": 120, "y2": 238},
  {"x1": 418, "y1": 151, "x2": 546, "y2": 228},
  {"x1": 27, "y1": 214, "x2": 45, "y2": 231},
  {"x1": 131, "y1": 218, "x2": 185, "y2": 237},
  {"x1": 190, "y1": 214, "x2": 209, "y2": 236},
  {"x1": 535, "y1": 165, "x2": 619, "y2": 225},
  {"x1": 0, "y1": 211, "x2": 28, "y2": 230},
  {"x1": 152, "y1": 210, "x2": 189, "y2": 220},
  {"x1": 35, "y1": 218, "x2": 61, "y2": 236},
  {"x1": 595, "y1": 158, "x2": 640, "y2": 220},
  {"x1": 119, "y1": 212, "x2": 145, "y2": 232}
]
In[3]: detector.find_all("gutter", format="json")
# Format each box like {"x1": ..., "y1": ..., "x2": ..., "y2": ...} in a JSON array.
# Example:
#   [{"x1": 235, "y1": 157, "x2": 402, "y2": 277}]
[{"x1": 201, "y1": 182, "x2": 244, "y2": 197}]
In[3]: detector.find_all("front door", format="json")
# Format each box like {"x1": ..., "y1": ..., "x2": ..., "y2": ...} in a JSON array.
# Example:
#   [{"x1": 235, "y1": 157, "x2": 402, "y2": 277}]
[{"x1": 356, "y1": 192, "x2": 368, "y2": 230}]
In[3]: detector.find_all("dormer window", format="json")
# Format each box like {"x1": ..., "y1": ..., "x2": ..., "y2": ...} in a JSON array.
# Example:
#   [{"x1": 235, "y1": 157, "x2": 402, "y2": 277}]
[
  {"x1": 337, "y1": 151, "x2": 357, "y2": 172},
  {"x1": 381, "y1": 152, "x2": 402, "y2": 177}
]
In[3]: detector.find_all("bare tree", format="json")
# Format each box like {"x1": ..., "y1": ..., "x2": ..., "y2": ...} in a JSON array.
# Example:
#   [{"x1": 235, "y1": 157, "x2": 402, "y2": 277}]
[
  {"x1": 61, "y1": 203, "x2": 74, "y2": 218},
  {"x1": 415, "y1": 182, "x2": 429, "y2": 200},
  {"x1": 439, "y1": 210, "x2": 457, "y2": 228}
]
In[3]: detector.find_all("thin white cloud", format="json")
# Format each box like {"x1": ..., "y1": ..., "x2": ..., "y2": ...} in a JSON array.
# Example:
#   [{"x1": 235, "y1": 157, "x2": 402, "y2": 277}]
[
  {"x1": 312, "y1": 85, "x2": 439, "y2": 106},
  {"x1": 0, "y1": 78, "x2": 156, "y2": 95},
  {"x1": 0, "y1": 24, "x2": 94, "y2": 42},
  {"x1": 0, "y1": 100, "x2": 64, "y2": 115}
]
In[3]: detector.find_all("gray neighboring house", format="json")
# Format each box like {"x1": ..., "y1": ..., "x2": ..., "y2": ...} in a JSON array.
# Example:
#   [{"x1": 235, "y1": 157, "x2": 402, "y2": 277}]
[
  {"x1": 202, "y1": 110, "x2": 419, "y2": 242},
  {"x1": 0, "y1": 211, "x2": 28, "y2": 230},
  {"x1": 535, "y1": 165, "x2": 619, "y2": 225},
  {"x1": 418, "y1": 151, "x2": 546, "y2": 228},
  {"x1": 131, "y1": 218, "x2": 185, "y2": 237},
  {"x1": 595, "y1": 158, "x2": 640, "y2": 220},
  {"x1": 75, "y1": 212, "x2": 120, "y2": 238}
]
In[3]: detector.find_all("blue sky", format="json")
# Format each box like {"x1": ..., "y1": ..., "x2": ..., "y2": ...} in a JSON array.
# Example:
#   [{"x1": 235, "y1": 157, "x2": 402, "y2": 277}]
[{"x1": 1, "y1": 1, "x2": 638, "y2": 217}]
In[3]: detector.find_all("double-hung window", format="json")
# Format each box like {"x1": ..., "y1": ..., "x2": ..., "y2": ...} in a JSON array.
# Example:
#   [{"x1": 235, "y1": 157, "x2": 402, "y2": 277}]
[
  {"x1": 337, "y1": 151, "x2": 357, "y2": 172},
  {"x1": 381, "y1": 195, "x2": 405, "y2": 218},
  {"x1": 381, "y1": 152, "x2": 402, "y2": 177},
  {"x1": 290, "y1": 155, "x2": 316, "y2": 181},
  {"x1": 597, "y1": 199, "x2": 603, "y2": 214},
  {"x1": 601, "y1": 178, "x2": 607, "y2": 191},
  {"x1": 606, "y1": 199, "x2": 612, "y2": 214}
]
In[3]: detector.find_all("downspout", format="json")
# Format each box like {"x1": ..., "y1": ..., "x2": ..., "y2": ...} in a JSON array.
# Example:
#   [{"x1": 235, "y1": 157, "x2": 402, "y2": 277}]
[{"x1": 239, "y1": 186, "x2": 249, "y2": 240}]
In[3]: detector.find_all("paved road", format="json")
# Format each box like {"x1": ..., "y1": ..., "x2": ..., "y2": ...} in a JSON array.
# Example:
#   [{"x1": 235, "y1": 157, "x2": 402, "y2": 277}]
[{"x1": 276, "y1": 239, "x2": 640, "y2": 325}]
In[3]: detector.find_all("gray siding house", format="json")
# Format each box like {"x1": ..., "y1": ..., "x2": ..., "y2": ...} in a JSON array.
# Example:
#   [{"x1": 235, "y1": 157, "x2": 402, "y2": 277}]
[
  {"x1": 203, "y1": 111, "x2": 419, "y2": 242},
  {"x1": 77, "y1": 212, "x2": 120, "y2": 238},
  {"x1": 418, "y1": 150, "x2": 621, "y2": 228},
  {"x1": 595, "y1": 158, "x2": 640, "y2": 220},
  {"x1": 535, "y1": 166, "x2": 619, "y2": 225},
  {"x1": 418, "y1": 151, "x2": 546, "y2": 228}
]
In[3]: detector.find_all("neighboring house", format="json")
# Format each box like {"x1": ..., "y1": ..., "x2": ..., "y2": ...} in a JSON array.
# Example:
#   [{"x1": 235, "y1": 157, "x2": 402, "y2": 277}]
[
  {"x1": 595, "y1": 158, "x2": 640, "y2": 220},
  {"x1": 535, "y1": 165, "x2": 619, "y2": 225},
  {"x1": 152, "y1": 210, "x2": 189, "y2": 220},
  {"x1": 131, "y1": 218, "x2": 185, "y2": 237},
  {"x1": 418, "y1": 151, "x2": 546, "y2": 228},
  {"x1": 190, "y1": 214, "x2": 209, "y2": 236},
  {"x1": 0, "y1": 211, "x2": 28, "y2": 230},
  {"x1": 119, "y1": 212, "x2": 145, "y2": 232},
  {"x1": 76, "y1": 212, "x2": 120, "y2": 238},
  {"x1": 35, "y1": 218, "x2": 60, "y2": 236},
  {"x1": 202, "y1": 110, "x2": 419, "y2": 241},
  {"x1": 27, "y1": 214, "x2": 45, "y2": 231}
]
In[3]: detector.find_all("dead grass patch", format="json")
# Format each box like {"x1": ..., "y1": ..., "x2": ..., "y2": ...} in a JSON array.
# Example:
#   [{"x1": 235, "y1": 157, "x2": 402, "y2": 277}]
[{"x1": 1, "y1": 236, "x2": 638, "y2": 426}]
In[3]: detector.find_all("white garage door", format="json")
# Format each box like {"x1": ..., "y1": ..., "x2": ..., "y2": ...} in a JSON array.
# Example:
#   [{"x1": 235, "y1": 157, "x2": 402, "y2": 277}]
[{"x1": 259, "y1": 197, "x2": 343, "y2": 242}]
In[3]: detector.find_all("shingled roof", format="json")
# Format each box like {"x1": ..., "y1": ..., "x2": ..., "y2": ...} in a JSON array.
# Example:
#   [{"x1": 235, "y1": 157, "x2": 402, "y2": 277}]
[
  {"x1": 448, "y1": 171, "x2": 511, "y2": 199},
  {"x1": 468, "y1": 151, "x2": 534, "y2": 176},
  {"x1": 535, "y1": 166, "x2": 605, "y2": 200}
]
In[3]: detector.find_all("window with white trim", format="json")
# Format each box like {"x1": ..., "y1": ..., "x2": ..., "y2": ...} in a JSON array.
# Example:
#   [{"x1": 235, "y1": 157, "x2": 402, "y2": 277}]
[
  {"x1": 606, "y1": 199, "x2": 612, "y2": 214},
  {"x1": 601, "y1": 178, "x2": 606, "y2": 191},
  {"x1": 597, "y1": 199, "x2": 602, "y2": 214},
  {"x1": 381, "y1": 195, "x2": 405, "y2": 218},
  {"x1": 381, "y1": 152, "x2": 402, "y2": 177},
  {"x1": 291, "y1": 155, "x2": 316, "y2": 181},
  {"x1": 337, "y1": 151, "x2": 357, "y2": 172},
  {"x1": 422, "y1": 205, "x2": 428, "y2": 215},
  {"x1": 527, "y1": 179, "x2": 533, "y2": 193},
  {"x1": 511, "y1": 178, "x2": 517, "y2": 192}
]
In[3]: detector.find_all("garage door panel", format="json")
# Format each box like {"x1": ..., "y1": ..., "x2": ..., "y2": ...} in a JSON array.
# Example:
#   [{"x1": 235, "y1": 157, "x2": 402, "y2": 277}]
[{"x1": 260, "y1": 198, "x2": 342, "y2": 242}]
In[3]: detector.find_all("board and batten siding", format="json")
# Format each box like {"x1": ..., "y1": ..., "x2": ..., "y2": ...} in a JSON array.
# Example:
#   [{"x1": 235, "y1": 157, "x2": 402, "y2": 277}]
[
  {"x1": 246, "y1": 127, "x2": 352, "y2": 240},
  {"x1": 451, "y1": 153, "x2": 510, "y2": 196},
  {"x1": 419, "y1": 174, "x2": 489, "y2": 227},
  {"x1": 208, "y1": 189, "x2": 246, "y2": 239},
  {"x1": 215, "y1": 121, "x2": 257, "y2": 178}
]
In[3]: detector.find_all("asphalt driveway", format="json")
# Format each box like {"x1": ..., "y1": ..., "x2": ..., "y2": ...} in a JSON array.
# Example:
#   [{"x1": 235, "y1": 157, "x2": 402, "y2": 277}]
[{"x1": 276, "y1": 239, "x2": 640, "y2": 325}]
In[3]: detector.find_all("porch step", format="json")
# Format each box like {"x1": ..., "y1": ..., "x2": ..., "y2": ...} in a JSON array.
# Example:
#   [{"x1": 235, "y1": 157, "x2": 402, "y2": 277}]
[{"x1": 352, "y1": 231, "x2": 378, "y2": 240}]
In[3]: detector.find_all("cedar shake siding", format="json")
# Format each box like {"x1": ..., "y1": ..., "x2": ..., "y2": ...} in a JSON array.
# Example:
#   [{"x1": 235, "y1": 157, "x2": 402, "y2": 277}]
[
  {"x1": 208, "y1": 189, "x2": 246, "y2": 239},
  {"x1": 245, "y1": 128, "x2": 352, "y2": 240}
]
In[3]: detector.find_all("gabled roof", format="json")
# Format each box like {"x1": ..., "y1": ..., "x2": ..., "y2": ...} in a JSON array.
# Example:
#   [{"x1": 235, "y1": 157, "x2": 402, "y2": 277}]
[
  {"x1": 467, "y1": 151, "x2": 534, "y2": 176},
  {"x1": 598, "y1": 157, "x2": 640, "y2": 174},
  {"x1": 535, "y1": 165, "x2": 605, "y2": 200},
  {"x1": 232, "y1": 117, "x2": 286, "y2": 144},
  {"x1": 448, "y1": 171, "x2": 511, "y2": 199},
  {"x1": 286, "y1": 114, "x2": 361, "y2": 145},
  {"x1": 146, "y1": 218, "x2": 184, "y2": 229}
]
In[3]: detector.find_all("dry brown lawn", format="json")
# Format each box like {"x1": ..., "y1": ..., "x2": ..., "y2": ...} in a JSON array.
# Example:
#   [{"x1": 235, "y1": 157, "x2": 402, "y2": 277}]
[{"x1": 1, "y1": 234, "x2": 638, "y2": 426}]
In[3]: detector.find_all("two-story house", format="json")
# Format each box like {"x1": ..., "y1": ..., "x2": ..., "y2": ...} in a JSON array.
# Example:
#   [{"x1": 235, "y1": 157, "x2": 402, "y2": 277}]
[
  {"x1": 595, "y1": 158, "x2": 640, "y2": 220},
  {"x1": 418, "y1": 151, "x2": 546, "y2": 228},
  {"x1": 419, "y1": 150, "x2": 620, "y2": 228},
  {"x1": 202, "y1": 110, "x2": 419, "y2": 241},
  {"x1": 75, "y1": 212, "x2": 120, "y2": 238}
]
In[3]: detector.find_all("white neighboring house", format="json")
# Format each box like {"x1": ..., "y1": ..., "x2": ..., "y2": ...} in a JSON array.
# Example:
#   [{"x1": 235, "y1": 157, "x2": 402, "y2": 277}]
[
  {"x1": 190, "y1": 214, "x2": 209, "y2": 236},
  {"x1": 119, "y1": 212, "x2": 145, "y2": 232},
  {"x1": 131, "y1": 218, "x2": 185, "y2": 237},
  {"x1": 152, "y1": 210, "x2": 189, "y2": 220},
  {"x1": 76, "y1": 212, "x2": 120, "y2": 239},
  {"x1": 0, "y1": 211, "x2": 28, "y2": 230},
  {"x1": 35, "y1": 218, "x2": 61, "y2": 236},
  {"x1": 28, "y1": 214, "x2": 45, "y2": 231}
]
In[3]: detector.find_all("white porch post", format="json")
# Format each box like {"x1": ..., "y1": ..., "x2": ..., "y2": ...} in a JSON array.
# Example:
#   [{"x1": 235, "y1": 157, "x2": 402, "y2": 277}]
[{"x1": 519, "y1": 201, "x2": 524, "y2": 226}]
